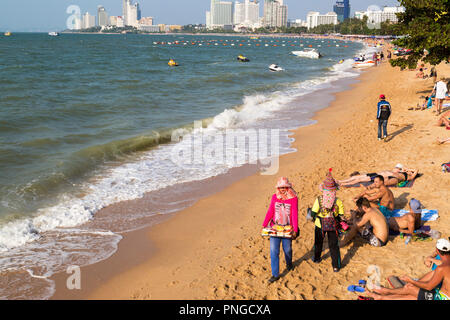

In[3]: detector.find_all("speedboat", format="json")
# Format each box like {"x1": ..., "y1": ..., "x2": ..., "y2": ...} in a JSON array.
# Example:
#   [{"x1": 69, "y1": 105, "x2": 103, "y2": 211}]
[
  {"x1": 4, "y1": 31, "x2": 11, "y2": 36},
  {"x1": 48, "y1": 32, "x2": 59, "y2": 36},
  {"x1": 269, "y1": 64, "x2": 284, "y2": 72},
  {"x1": 237, "y1": 55, "x2": 250, "y2": 62},
  {"x1": 352, "y1": 60, "x2": 376, "y2": 68},
  {"x1": 168, "y1": 59, "x2": 179, "y2": 67},
  {"x1": 292, "y1": 48, "x2": 322, "y2": 59}
]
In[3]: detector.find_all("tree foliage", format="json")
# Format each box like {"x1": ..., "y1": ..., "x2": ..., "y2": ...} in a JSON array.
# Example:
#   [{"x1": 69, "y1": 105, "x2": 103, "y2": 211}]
[{"x1": 390, "y1": 0, "x2": 450, "y2": 69}]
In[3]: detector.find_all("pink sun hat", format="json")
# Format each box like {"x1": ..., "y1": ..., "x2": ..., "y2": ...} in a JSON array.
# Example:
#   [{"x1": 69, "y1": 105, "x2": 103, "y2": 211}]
[{"x1": 276, "y1": 177, "x2": 292, "y2": 188}]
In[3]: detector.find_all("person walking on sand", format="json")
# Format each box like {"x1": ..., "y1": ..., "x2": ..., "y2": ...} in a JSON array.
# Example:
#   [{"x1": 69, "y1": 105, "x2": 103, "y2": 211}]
[
  {"x1": 311, "y1": 169, "x2": 344, "y2": 272},
  {"x1": 377, "y1": 94, "x2": 392, "y2": 141},
  {"x1": 432, "y1": 77, "x2": 448, "y2": 115},
  {"x1": 262, "y1": 177, "x2": 298, "y2": 284}
]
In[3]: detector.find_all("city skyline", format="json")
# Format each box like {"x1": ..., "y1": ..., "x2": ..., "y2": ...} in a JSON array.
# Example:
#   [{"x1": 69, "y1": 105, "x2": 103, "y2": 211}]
[{"x1": 0, "y1": 0, "x2": 401, "y2": 32}]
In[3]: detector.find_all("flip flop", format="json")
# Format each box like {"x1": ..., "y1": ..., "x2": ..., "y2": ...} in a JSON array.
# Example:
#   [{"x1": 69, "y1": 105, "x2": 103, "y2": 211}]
[
  {"x1": 358, "y1": 296, "x2": 374, "y2": 300},
  {"x1": 359, "y1": 280, "x2": 367, "y2": 287},
  {"x1": 347, "y1": 285, "x2": 365, "y2": 293},
  {"x1": 387, "y1": 276, "x2": 405, "y2": 289}
]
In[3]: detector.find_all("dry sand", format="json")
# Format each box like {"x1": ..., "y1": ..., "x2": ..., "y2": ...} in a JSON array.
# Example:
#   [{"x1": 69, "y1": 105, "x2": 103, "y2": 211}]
[{"x1": 51, "y1": 51, "x2": 450, "y2": 300}]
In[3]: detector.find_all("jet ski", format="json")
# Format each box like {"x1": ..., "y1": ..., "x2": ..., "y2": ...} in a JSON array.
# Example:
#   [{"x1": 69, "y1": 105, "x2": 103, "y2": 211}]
[
  {"x1": 269, "y1": 64, "x2": 284, "y2": 72},
  {"x1": 168, "y1": 59, "x2": 179, "y2": 67},
  {"x1": 237, "y1": 55, "x2": 250, "y2": 62}
]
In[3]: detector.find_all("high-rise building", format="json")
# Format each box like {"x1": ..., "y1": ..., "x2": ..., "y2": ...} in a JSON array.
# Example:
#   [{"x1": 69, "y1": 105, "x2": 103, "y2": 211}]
[
  {"x1": 97, "y1": 6, "x2": 109, "y2": 26},
  {"x1": 234, "y1": 1, "x2": 246, "y2": 25},
  {"x1": 355, "y1": 6, "x2": 405, "y2": 27},
  {"x1": 333, "y1": 0, "x2": 350, "y2": 23},
  {"x1": 263, "y1": 0, "x2": 287, "y2": 27},
  {"x1": 82, "y1": 12, "x2": 96, "y2": 29},
  {"x1": 123, "y1": 0, "x2": 140, "y2": 27},
  {"x1": 208, "y1": 0, "x2": 233, "y2": 28},
  {"x1": 306, "y1": 11, "x2": 338, "y2": 29}
]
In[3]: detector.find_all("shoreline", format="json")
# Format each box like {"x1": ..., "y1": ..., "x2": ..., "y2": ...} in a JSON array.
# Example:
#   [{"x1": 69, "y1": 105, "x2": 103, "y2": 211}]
[
  {"x1": 49, "y1": 48, "x2": 380, "y2": 300},
  {"x1": 52, "y1": 54, "x2": 450, "y2": 300}
]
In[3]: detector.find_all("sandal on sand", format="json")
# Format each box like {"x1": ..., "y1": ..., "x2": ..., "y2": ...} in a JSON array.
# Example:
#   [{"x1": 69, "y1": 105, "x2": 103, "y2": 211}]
[
  {"x1": 358, "y1": 295, "x2": 374, "y2": 300},
  {"x1": 387, "y1": 276, "x2": 406, "y2": 289},
  {"x1": 347, "y1": 285, "x2": 365, "y2": 293}
]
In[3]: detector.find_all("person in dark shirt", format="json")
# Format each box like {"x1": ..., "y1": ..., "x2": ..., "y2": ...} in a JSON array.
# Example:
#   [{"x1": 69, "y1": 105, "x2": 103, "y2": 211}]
[{"x1": 377, "y1": 94, "x2": 392, "y2": 141}]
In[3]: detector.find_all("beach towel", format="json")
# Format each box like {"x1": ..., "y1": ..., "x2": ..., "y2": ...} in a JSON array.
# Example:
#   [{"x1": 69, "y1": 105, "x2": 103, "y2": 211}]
[{"x1": 390, "y1": 209, "x2": 439, "y2": 222}]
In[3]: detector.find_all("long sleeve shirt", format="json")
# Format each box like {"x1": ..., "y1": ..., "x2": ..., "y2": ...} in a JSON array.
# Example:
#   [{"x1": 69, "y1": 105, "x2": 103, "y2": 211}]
[{"x1": 262, "y1": 194, "x2": 298, "y2": 233}]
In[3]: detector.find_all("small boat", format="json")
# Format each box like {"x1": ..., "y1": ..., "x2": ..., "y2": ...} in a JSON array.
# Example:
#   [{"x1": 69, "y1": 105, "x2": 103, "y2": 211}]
[
  {"x1": 4, "y1": 31, "x2": 11, "y2": 36},
  {"x1": 48, "y1": 32, "x2": 59, "y2": 37},
  {"x1": 292, "y1": 48, "x2": 322, "y2": 59},
  {"x1": 352, "y1": 60, "x2": 376, "y2": 68},
  {"x1": 237, "y1": 55, "x2": 250, "y2": 62},
  {"x1": 168, "y1": 59, "x2": 179, "y2": 67},
  {"x1": 339, "y1": 59, "x2": 345, "y2": 64},
  {"x1": 269, "y1": 64, "x2": 284, "y2": 72}
]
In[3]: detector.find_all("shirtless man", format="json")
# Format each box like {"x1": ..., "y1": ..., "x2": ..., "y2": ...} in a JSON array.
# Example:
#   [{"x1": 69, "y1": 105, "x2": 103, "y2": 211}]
[
  {"x1": 388, "y1": 198, "x2": 422, "y2": 237},
  {"x1": 354, "y1": 175, "x2": 395, "y2": 218},
  {"x1": 366, "y1": 238, "x2": 450, "y2": 300},
  {"x1": 340, "y1": 197, "x2": 389, "y2": 247}
]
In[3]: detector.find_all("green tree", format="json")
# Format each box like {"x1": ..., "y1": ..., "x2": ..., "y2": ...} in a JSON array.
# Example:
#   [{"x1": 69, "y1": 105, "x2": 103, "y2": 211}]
[{"x1": 390, "y1": 0, "x2": 450, "y2": 69}]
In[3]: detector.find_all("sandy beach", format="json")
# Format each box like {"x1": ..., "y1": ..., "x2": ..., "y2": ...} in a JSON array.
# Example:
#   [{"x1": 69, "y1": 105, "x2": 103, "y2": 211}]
[{"x1": 51, "y1": 47, "x2": 450, "y2": 300}]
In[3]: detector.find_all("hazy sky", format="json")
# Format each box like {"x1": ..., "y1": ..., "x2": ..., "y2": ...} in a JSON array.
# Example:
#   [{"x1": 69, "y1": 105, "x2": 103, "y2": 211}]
[{"x1": 0, "y1": 0, "x2": 401, "y2": 32}]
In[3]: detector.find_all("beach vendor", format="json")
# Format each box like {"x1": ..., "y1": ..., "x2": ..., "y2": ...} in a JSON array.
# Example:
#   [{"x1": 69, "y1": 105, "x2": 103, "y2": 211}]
[
  {"x1": 311, "y1": 169, "x2": 344, "y2": 272},
  {"x1": 262, "y1": 177, "x2": 299, "y2": 284}
]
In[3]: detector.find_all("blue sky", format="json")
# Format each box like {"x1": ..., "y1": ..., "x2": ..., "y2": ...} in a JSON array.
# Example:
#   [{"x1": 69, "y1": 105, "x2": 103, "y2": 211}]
[{"x1": 0, "y1": 0, "x2": 401, "y2": 32}]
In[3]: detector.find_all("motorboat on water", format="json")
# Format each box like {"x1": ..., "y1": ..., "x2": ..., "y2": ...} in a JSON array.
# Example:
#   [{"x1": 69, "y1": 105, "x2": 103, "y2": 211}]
[
  {"x1": 352, "y1": 60, "x2": 376, "y2": 68},
  {"x1": 4, "y1": 31, "x2": 11, "y2": 36},
  {"x1": 237, "y1": 54, "x2": 250, "y2": 62},
  {"x1": 269, "y1": 64, "x2": 284, "y2": 72},
  {"x1": 48, "y1": 32, "x2": 60, "y2": 36},
  {"x1": 292, "y1": 48, "x2": 322, "y2": 59},
  {"x1": 168, "y1": 59, "x2": 179, "y2": 67}
]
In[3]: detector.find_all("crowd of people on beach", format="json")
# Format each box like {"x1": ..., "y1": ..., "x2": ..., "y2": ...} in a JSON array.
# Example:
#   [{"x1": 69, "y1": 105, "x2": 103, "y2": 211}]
[
  {"x1": 262, "y1": 170, "x2": 449, "y2": 300},
  {"x1": 260, "y1": 44, "x2": 449, "y2": 300}
]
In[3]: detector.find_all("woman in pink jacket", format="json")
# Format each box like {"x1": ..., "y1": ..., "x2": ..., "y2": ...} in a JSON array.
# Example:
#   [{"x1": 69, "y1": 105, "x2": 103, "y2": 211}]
[{"x1": 262, "y1": 177, "x2": 299, "y2": 284}]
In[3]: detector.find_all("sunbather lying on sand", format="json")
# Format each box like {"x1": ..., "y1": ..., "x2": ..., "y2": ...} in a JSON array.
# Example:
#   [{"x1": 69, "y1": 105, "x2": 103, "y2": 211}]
[{"x1": 338, "y1": 164, "x2": 418, "y2": 187}]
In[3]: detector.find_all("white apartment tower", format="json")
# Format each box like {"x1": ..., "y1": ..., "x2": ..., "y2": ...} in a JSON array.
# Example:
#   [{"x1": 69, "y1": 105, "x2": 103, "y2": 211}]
[
  {"x1": 123, "y1": 0, "x2": 140, "y2": 27},
  {"x1": 264, "y1": 0, "x2": 287, "y2": 27},
  {"x1": 97, "y1": 6, "x2": 109, "y2": 26},
  {"x1": 306, "y1": 11, "x2": 338, "y2": 30},
  {"x1": 208, "y1": 0, "x2": 233, "y2": 28},
  {"x1": 82, "y1": 12, "x2": 96, "y2": 29}
]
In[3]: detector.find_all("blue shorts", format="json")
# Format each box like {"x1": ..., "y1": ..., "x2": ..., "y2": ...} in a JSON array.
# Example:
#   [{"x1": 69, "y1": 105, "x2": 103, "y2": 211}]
[{"x1": 379, "y1": 205, "x2": 393, "y2": 219}]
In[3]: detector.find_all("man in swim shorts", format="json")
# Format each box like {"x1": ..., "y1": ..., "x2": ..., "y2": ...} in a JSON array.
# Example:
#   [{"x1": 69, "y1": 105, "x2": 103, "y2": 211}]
[
  {"x1": 340, "y1": 197, "x2": 389, "y2": 247},
  {"x1": 354, "y1": 175, "x2": 394, "y2": 218},
  {"x1": 388, "y1": 198, "x2": 423, "y2": 237},
  {"x1": 365, "y1": 238, "x2": 450, "y2": 300}
]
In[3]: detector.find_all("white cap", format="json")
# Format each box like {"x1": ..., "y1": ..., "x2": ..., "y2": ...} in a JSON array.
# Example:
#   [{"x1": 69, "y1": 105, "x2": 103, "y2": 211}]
[
  {"x1": 395, "y1": 163, "x2": 403, "y2": 169},
  {"x1": 436, "y1": 238, "x2": 450, "y2": 252}
]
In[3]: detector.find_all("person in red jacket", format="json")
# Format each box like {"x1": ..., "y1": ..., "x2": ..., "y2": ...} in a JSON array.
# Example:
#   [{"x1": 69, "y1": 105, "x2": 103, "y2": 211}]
[{"x1": 262, "y1": 177, "x2": 299, "y2": 284}]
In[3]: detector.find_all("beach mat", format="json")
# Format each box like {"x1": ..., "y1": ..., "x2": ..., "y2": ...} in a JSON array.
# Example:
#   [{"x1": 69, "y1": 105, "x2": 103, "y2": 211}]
[{"x1": 391, "y1": 209, "x2": 439, "y2": 221}]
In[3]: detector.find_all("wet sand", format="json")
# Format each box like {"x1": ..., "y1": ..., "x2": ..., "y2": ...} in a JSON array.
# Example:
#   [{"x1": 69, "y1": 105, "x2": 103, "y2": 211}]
[{"x1": 51, "y1": 51, "x2": 450, "y2": 300}]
